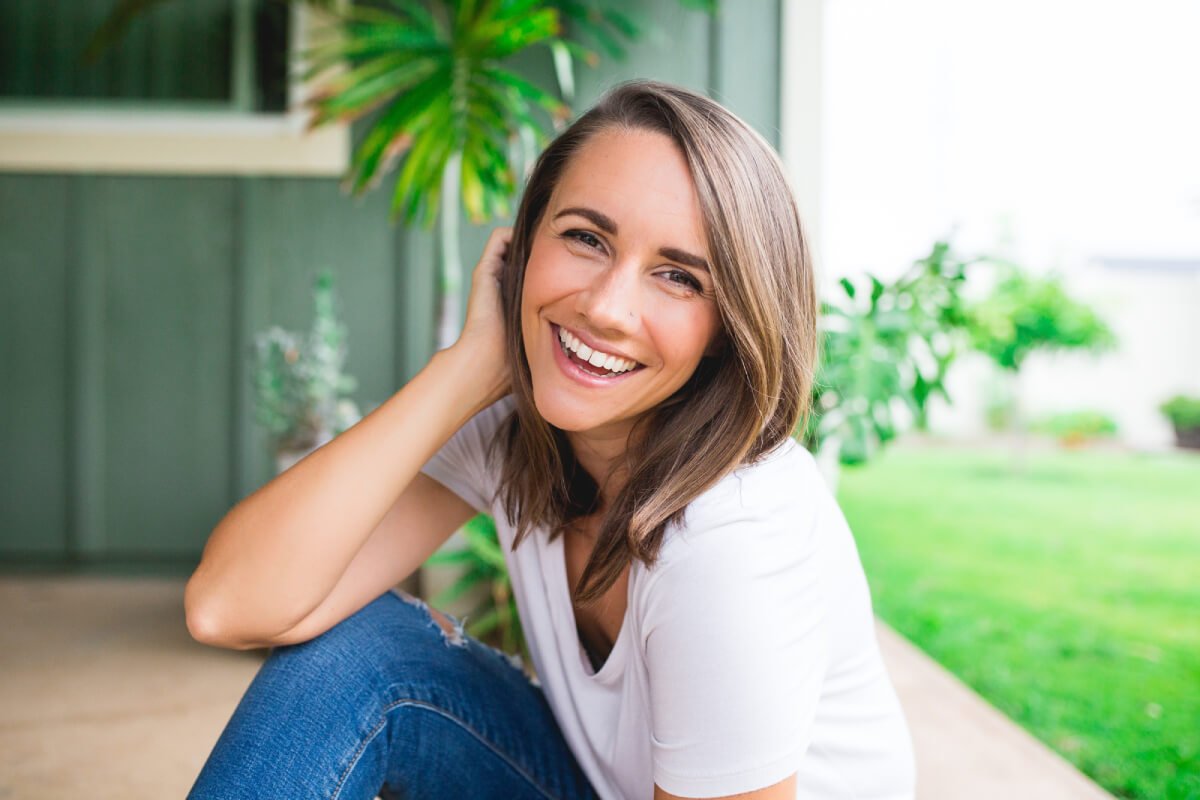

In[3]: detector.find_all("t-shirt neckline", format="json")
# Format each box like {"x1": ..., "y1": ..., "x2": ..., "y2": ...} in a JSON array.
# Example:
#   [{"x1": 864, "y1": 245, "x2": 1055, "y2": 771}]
[{"x1": 549, "y1": 529, "x2": 633, "y2": 683}]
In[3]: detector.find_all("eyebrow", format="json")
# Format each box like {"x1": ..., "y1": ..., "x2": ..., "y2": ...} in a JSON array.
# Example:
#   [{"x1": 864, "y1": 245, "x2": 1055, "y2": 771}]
[{"x1": 553, "y1": 206, "x2": 710, "y2": 273}]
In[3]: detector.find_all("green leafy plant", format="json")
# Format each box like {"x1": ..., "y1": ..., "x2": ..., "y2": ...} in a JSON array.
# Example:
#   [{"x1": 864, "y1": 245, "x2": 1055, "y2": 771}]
[
  {"x1": 423, "y1": 514, "x2": 526, "y2": 658},
  {"x1": 1160, "y1": 394, "x2": 1200, "y2": 450},
  {"x1": 806, "y1": 241, "x2": 979, "y2": 465},
  {"x1": 1160, "y1": 395, "x2": 1200, "y2": 430},
  {"x1": 253, "y1": 270, "x2": 363, "y2": 453}
]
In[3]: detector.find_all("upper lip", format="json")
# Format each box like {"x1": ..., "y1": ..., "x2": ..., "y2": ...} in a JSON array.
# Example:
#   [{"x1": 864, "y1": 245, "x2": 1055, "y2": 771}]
[{"x1": 554, "y1": 323, "x2": 641, "y2": 365}]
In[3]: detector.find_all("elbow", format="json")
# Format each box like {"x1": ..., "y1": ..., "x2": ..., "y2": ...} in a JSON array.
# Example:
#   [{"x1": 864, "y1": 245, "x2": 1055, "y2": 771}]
[
  {"x1": 184, "y1": 579, "x2": 230, "y2": 647},
  {"x1": 185, "y1": 605, "x2": 270, "y2": 651},
  {"x1": 184, "y1": 576, "x2": 255, "y2": 650},
  {"x1": 185, "y1": 605, "x2": 228, "y2": 648}
]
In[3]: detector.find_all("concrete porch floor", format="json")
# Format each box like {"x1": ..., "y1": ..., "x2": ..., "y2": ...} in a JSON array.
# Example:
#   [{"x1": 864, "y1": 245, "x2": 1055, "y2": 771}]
[{"x1": 0, "y1": 576, "x2": 1114, "y2": 799}]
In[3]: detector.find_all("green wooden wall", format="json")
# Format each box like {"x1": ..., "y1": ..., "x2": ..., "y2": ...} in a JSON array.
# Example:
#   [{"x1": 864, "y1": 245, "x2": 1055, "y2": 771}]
[{"x1": 0, "y1": 0, "x2": 783, "y2": 573}]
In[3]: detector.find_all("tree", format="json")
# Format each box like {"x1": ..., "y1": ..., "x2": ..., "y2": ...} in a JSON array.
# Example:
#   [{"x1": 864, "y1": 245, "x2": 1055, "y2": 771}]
[
  {"x1": 964, "y1": 265, "x2": 1117, "y2": 466},
  {"x1": 965, "y1": 266, "x2": 1117, "y2": 373}
]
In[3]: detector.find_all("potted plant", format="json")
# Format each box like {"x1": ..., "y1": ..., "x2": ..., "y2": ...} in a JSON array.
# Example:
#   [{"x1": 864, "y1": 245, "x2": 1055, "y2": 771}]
[
  {"x1": 253, "y1": 270, "x2": 364, "y2": 473},
  {"x1": 1160, "y1": 395, "x2": 1200, "y2": 450},
  {"x1": 1032, "y1": 410, "x2": 1118, "y2": 449}
]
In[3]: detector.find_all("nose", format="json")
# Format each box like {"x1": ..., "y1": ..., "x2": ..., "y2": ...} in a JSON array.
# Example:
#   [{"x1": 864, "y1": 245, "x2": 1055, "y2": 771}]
[{"x1": 575, "y1": 258, "x2": 641, "y2": 334}]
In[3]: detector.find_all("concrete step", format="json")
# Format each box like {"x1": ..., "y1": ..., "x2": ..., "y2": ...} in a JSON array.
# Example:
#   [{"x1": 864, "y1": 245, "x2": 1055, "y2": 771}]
[{"x1": 0, "y1": 576, "x2": 1113, "y2": 799}]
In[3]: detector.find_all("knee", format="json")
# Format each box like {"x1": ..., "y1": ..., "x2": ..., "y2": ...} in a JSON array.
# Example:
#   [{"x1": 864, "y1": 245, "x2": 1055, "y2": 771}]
[
  {"x1": 266, "y1": 591, "x2": 457, "y2": 690},
  {"x1": 389, "y1": 589, "x2": 468, "y2": 647},
  {"x1": 267, "y1": 593, "x2": 402, "y2": 682}
]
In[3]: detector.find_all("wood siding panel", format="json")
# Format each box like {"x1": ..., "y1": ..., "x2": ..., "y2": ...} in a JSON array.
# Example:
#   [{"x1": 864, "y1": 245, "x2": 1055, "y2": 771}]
[
  {"x1": 711, "y1": 0, "x2": 782, "y2": 148},
  {"x1": 572, "y1": 0, "x2": 713, "y2": 102},
  {"x1": 0, "y1": 176, "x2": 70, "y2": 556},
  {"x1": 77, "y1": 176, "x2": 236, "y2": 557}
]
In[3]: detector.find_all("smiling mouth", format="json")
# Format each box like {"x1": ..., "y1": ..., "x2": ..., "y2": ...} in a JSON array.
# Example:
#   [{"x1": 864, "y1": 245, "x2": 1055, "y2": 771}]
[{"x1": 553, "y1": 324, "x2": 644, "y2": 380}]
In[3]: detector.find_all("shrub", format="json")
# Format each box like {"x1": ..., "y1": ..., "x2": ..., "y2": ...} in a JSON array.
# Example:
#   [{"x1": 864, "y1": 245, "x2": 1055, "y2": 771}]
[{"x1": 1160, "y1": 395, "x2": 1200, "y2": 431}]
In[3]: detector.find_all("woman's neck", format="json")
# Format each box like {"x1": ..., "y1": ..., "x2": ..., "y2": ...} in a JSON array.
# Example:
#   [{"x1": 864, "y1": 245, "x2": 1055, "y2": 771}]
[{"x1": 565, "y1": 424, "x2": 633, "y2": 507}]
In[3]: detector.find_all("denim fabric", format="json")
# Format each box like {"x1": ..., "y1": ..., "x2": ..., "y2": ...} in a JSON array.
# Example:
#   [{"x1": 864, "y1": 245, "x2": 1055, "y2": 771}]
[{"x1": 188, "y1": 589, "x2": 602, "y2": 800}]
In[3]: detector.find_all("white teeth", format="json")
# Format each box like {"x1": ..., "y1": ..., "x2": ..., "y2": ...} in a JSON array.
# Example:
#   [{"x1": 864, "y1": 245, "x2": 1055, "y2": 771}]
[{"x1": 556, "y1": 325, "x2": 637, "y2": 375}]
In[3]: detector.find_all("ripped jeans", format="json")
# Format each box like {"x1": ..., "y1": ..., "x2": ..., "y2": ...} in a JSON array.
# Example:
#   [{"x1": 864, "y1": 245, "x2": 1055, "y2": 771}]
[{"x1": 187, "y1": 588, "x2": 601, "y2": 800}]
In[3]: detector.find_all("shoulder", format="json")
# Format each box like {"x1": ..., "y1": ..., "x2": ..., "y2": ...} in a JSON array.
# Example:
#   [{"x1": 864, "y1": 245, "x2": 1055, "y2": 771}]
[
  {"x1": 667, "y1": 439, "x2": 826, "y2": 551},
  {"x1": 693, "y1": 438, "x2": 823, "y2": 518},
  {"x1": 644, "y1": 439, "x2": 831, "y2": 589},
  {"x1": 635, "y1": 440, "x2": 834, "y2": 702}
]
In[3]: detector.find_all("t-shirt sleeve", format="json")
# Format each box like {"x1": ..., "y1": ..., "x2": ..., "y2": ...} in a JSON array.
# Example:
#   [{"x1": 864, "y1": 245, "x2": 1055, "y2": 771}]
[
  {"x1": 417, "y1": 396, "x2": 513, "y2": 514},
  {"x1": 641, "y1": 469, "x2": 830, "y2": 798}
]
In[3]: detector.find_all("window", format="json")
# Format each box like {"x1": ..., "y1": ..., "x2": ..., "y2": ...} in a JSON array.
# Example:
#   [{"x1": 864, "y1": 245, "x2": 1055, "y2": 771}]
[{"x1": 0, "y1": 0, "x2": 347, "y2": 175}]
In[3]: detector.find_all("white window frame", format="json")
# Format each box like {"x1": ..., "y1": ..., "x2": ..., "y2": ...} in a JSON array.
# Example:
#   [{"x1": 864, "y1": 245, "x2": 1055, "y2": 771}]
[{"x1": 0, "y1": 3, "x2": 349, "y2": 176}]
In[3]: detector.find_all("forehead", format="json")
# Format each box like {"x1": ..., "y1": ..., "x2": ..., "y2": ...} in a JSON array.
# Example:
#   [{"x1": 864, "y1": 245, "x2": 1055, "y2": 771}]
[{"x1": 547, "y1": 128, "x2": 708, "y2": 252}]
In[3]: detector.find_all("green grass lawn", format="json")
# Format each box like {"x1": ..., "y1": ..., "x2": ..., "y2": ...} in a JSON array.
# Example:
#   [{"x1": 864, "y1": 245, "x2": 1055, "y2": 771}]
[{"x1": 836, "y1": 440, "x2": 1200, "y2": 800}]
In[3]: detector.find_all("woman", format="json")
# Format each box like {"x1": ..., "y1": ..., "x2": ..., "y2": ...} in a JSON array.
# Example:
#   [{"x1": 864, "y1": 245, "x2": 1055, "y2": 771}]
[{"x1": 185, "y1": 80, "x2": 916, "y2": 800}]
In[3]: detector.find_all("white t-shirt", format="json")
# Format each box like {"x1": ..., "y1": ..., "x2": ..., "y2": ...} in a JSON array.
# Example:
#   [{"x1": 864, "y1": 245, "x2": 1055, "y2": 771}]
[{"x1": 419, "y1": 396, "x2": 916, "y2": 800}]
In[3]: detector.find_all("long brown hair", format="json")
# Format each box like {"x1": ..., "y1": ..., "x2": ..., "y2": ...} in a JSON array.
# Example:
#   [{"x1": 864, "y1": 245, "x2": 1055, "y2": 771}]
[{"x1": 490, "y1": 79, "x2": 817, "y2": 604}]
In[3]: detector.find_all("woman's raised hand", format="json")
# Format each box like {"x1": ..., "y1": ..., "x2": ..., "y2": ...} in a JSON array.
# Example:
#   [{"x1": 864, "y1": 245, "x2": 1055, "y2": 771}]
[{"x1": 449, "y1": 226, "x2": 513, "y2": 407}]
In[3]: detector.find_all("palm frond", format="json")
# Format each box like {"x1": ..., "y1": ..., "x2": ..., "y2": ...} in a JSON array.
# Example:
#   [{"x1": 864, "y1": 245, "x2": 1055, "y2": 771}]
[{"x1": 306, "y1": 0, "x2": 566, "y2": 225}]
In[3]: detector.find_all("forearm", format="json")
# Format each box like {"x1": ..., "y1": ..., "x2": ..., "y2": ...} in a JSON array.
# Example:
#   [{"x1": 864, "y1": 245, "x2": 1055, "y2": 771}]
[{"x1": 184, "y1": 346, "x2": 492, "y2": 643}]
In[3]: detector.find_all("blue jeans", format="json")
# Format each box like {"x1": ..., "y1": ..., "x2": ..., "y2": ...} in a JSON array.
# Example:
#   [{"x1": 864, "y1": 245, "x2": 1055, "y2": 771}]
[{"x1": 188, "y1": 589, "x2": 601, "y2": 800}]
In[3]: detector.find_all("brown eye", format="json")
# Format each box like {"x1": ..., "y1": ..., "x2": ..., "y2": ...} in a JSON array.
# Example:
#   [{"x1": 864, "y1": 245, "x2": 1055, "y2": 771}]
[
  {"x1": 664, "y1": 268, "x2": 703, "y2": 291},
  {"x1": 564, "y1": 230, "x2": 604, "y2": 250}
]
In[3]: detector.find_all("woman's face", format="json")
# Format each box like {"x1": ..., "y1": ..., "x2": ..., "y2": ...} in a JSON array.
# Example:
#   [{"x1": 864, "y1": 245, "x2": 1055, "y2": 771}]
[{"x1": 520, "y1": 127, "x2": 722, "y2": 442}]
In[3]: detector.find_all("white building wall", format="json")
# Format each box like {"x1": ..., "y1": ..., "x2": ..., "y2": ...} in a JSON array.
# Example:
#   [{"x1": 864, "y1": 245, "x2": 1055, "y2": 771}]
[
  {"x1": 794, "y1": 0, "x2": 1200, "y2": 451},
  {"x1": 927, "y1": 262, "x2": 1200, "y2": 449}
]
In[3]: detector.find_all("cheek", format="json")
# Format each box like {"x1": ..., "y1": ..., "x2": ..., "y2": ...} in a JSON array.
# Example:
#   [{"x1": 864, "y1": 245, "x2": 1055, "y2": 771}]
[
  {"x1": 520, "y1": 248, "x2": 555, "y2": 315},
  {"x1": 519, "y1": 254, "x2": 550, "y2": 331},
  {"x1": 648, "y1": 304, "x2": 722, "y2": 367},
  {"x1": 520, "y1": 253, "x2": 566, "y2": 360},
  {"x1": 524, "y1": 247, "x2": 580, "y2": 301}
]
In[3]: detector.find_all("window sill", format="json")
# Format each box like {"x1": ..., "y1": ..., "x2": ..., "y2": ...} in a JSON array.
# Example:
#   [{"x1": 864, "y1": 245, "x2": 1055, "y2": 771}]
[{"x1": 0, "y1": 108, "x2": 349, "y2": 176}]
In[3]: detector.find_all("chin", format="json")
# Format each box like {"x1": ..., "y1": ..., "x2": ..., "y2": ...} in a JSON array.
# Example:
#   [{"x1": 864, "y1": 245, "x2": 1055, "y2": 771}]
[{"x1": 529, "y1": 384, "x2": 607, "y2": 433}]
